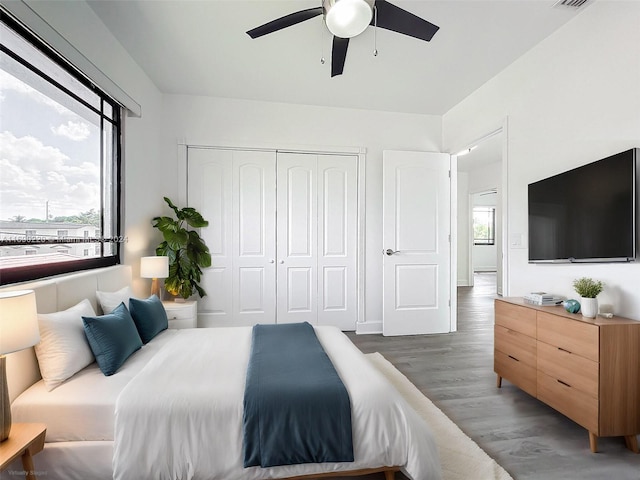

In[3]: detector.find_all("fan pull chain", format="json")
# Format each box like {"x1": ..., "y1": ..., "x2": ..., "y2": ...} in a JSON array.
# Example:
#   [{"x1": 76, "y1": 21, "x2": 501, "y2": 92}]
[
  {"x1": 320, "y1": 16, "x2": 326, "y2": 64},
  {"x1": 373, "y1": 5, "x2": 378, "y2": 56}
]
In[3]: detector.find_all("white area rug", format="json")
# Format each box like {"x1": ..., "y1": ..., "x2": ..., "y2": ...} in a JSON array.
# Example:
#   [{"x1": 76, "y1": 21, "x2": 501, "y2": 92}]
[{"x1": 367, "y1": 352, "x2": 513, "y2": 480}]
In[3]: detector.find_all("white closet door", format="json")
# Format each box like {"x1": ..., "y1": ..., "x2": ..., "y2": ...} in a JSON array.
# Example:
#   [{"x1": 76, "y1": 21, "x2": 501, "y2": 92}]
[
  {"x1": 317, "y1": 154, "x2": 357, "y2": 330},
  {"x1": 188, "y1": 148, "x2": 276, "y2": 327},
  {"x1": 276, "y1": 153, "x2": 318, "y2": 324},
  {"x1": 276, "y1": 152, "x2": 357, "y2": 329}
]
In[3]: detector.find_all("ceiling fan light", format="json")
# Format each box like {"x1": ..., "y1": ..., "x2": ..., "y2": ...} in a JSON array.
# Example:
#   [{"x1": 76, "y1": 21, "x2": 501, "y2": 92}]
[{"x1": 326, "y1": 0, "x2": 372, "y2": 38}]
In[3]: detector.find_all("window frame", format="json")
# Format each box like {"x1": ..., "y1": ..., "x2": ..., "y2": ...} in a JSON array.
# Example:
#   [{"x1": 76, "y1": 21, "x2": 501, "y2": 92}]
[
  {"x1": 0, "y1": 13, "x2": 122, "y2": 285},
  {"x1": 473, "y1": 206, "x2": 496, "y2": 246}
]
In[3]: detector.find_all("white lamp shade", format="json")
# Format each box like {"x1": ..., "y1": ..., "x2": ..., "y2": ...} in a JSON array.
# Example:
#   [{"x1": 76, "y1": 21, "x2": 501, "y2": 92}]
[
  {"x1": 140, "y1": 256, "x2": 169, "y2": 279},
  {"x1": 326, "y1": 0, "x2": 372, "y2": 38},
  {"x1": 0, "y1": 290, "x2": 40, "y2": 355}
]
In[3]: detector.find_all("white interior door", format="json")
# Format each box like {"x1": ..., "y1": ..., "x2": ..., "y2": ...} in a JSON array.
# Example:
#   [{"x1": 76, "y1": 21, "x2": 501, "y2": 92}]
[
  {"x1": 382, "y1": 150, "x2": 451, "y2": 336},
  {"x1": 188, "y1": 148, "x2": 276, "y2": 326},
  {"x1": 276, "y1": 152, "x2": 358, "y2": 329}
]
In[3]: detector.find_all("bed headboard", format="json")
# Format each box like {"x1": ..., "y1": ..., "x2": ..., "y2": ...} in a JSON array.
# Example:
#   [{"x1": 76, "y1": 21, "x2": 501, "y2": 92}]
[{"x1": 1, "y1": 265, "x2": 132, "y2": 403}]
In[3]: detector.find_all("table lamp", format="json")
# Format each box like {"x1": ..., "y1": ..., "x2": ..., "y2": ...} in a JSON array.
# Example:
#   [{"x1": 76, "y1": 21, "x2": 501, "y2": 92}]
[
  {"x1": 0, "y1": 290, "x2": 40, "y2": 442},
  {"x1": 140, "y1": 256, "x2": 169, "y2": 299}
]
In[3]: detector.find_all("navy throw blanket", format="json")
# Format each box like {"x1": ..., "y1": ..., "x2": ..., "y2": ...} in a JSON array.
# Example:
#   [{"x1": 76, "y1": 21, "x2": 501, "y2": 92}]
[{"x1": 242, "y1": 322, "x2": 354, "y2": 468}]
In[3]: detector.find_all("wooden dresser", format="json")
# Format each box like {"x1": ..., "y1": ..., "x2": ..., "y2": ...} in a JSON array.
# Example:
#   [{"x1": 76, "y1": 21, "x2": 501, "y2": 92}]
[{"x1": 494, "y1": 297, "x2": 640, "y2": 453}]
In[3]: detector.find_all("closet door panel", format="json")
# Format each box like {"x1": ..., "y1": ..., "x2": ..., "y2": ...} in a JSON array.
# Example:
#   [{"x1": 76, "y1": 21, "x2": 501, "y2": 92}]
[
  {"x1": 233, "y1": 151, "x2": 276, "y2": 324},
  {"x1": 276, "y1": 153, "x2": 317, "y2": 324},
  {"x1": 188, "y1": 149, "x2": 233, "y2": 325},
  {"x1": 317, "y1": 155, "x2": 358, "y2": 330},
  {"x1": 188, "y1": 148, "x2": 276, "y2": 327}
]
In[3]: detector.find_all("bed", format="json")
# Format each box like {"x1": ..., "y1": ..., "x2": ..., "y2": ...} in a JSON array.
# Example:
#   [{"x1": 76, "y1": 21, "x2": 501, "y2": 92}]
[{"x1": 3, "y1": 265, "x2": 442, "y2": 480}]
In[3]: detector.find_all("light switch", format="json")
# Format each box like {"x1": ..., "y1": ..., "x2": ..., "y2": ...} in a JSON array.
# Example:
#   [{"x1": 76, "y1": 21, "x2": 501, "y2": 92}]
[{"x1": 510, "y1": 233, "x2": 522, "y2": 247}]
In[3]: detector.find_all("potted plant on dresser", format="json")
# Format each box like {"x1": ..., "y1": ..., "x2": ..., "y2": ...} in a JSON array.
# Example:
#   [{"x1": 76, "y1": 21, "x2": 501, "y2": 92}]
[
  {"x1": 152, "y1": 197, "x2": 211, "y2": 300},
  {"x1": 572, "y1": 277, "x2": 604, "y2": 318}
]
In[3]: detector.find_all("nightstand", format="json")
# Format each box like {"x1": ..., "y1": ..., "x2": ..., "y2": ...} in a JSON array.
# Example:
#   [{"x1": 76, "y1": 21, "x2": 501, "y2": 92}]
[
  {"x1": 163, "y1": 301, "x2": 197, "y2": 329},
  {"x1": 0, "y1": 423, "x2": 46, "y2": 480}
]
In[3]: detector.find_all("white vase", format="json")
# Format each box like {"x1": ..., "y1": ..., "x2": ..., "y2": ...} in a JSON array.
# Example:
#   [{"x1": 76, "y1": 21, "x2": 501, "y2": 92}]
[{"x1": 580, "y1": 297, "x2": 598, "y2": 318}]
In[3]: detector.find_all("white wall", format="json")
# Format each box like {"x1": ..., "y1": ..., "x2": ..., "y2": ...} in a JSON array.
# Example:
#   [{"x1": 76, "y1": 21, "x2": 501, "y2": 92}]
[
  {"x1": 16, "y1": 0, "x2": 167, "y2": 297},
  {"x1": 457, "y1": 171, "x2": 470, "y2": 285},
  {"x1": 443, "y1": 1, "x2": 640, "y2": 318},
  {"x1": 161, "y1": 95, "x2": 442, "y2": 331}
]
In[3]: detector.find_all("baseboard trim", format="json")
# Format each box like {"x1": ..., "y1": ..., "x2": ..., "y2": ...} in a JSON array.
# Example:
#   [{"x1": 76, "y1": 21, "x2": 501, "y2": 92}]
[{"x1": 356, "y1": 321, "x2": 382, "y2": 335}]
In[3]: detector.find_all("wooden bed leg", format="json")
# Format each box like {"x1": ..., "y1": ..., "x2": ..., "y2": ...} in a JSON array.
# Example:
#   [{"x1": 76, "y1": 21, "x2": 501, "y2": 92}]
[
  {"x1": 624, "y1": 435, "x2": 639, "y2": 453},
  {"x1": 384, "y1": 470, "x2": 395, "y2": 480},
  {"x1": 496, "y1": 374, "x2": 502, "y2": 388},
  {"x1": 589, "y1": 432, "x2": 598, "y2": 453}
]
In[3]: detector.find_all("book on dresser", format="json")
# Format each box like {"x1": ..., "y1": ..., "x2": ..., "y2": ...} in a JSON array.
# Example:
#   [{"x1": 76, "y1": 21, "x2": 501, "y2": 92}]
[
  {"x1": 494, "y1": 297, "x2": 640, "y2": 454},
  {"x1": 523, "y1": 292, "x2": 564, "y2": 306}
]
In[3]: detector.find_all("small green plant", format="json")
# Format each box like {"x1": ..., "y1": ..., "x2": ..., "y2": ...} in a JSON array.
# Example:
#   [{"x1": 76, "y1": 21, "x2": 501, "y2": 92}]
[
  {"x1": 572, "y1": 277, "x2": 604, "y2": 298},
  {"x1": 152, "y1": 197, "x2": 211, "y2": 299}
]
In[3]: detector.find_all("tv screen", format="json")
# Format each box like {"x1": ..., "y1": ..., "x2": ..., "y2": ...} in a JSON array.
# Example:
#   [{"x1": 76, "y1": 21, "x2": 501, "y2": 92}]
[{"x1": 528, "y1": 148, "x2": 638, "y2": 263}]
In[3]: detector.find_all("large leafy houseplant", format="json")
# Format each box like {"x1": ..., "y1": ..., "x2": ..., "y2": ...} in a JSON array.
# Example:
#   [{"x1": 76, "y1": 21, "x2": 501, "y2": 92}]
[{"x1": 152, "y1": 197, "x2": 211, "y2": 299}]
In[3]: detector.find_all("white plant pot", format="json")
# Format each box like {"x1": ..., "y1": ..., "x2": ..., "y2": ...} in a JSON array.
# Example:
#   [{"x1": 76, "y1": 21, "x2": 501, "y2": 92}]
[{"x1": 580, "y1": 297, "x2": 598, "y2": 318}]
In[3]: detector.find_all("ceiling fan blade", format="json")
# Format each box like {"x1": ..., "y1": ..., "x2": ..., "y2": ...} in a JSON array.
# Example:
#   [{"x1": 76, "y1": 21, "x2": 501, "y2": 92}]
[
  {"x1": 372, "y1": 0, "x2": 439, "y2": 42},
  {"x1": 331, "y1": 36, "x2": 350, "y2": 77},
  {"x1": 247, "y1": 7, "x2": 324, "y2": 39}
]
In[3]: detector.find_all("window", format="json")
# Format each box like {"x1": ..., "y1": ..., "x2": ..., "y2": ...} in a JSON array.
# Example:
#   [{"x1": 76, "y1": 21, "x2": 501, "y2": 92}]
[
  {"x1": 473, "y1": 206, "x2": 496, "y2": 245},
  {"x1": 0, "y1": 14, "x2": 122, "y2": 285}
]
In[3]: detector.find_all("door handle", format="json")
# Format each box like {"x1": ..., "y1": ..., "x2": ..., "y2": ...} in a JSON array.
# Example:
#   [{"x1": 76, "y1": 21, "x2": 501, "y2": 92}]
[
  {"x1": 385, "y1": 249, "x2": 399, "y2": 256},
  {"x1": 279, "y1": 260, "x2": 284, "y2": 264},
  {"x1": 269, "y1": 259, "x2": 275, "y2": 264}
]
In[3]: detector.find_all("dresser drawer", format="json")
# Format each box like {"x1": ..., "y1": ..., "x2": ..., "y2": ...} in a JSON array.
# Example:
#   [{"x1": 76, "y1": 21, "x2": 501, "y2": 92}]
[
  {"x1": 495, "y1": 300, "x2": 537, "y2": 337},
  {"x1": 495, "y1": 325, "x2": 536, "y2": 367},
  {"x1": 537, "y1": 313, "x2": 599, "y2": 362},
  {"x1": 495, "y1": 350, "x2": 537, "y2": 397},
  {"x1": 537, "y1": 341, "x2": 598, "y2": 398},
  {"x1": 537, "y1": 371, "x2": 599, "y2": 433}
]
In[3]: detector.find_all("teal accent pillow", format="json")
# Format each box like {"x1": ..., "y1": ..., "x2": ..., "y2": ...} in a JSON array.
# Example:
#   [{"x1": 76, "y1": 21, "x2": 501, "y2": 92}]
[
  {"x1": 82, "y1": 303, "x2": 143, "y2": 376},
  {"x1": 129, "y1": 295, "x2": 168, "y2": 344}
]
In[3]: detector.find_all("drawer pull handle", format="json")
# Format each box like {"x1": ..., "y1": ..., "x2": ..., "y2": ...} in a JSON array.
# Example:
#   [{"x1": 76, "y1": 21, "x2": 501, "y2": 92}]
[
  {"x1": 508, "y1": 355, "x2": 519, "y2": 362},
  {"x1": 558, "y1": 347, "x2": 572, "y2": 354},
  {"x1": 557, "y1": 379, "x2": 571, "y2": 388}
]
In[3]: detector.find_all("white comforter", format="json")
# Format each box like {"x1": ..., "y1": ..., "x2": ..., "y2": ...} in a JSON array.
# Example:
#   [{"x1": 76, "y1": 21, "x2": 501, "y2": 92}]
[{"x1": 113, "y1": 326, "x2": 442, "y2": 480}]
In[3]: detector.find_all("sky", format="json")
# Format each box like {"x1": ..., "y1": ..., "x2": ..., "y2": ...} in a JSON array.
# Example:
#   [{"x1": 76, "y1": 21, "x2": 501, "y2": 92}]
[{"x1": 0, "y1": 66, "x2": 102, "y2": 221}]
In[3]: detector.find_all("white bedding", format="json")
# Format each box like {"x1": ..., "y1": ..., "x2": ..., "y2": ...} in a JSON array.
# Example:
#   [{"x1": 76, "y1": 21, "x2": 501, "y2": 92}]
[
  {"x1": 113, "y1": 326, "x2": 442, "y2": 480},
  {"x1": 12, "y1": 329, "x2": 179, "y2": 441}
]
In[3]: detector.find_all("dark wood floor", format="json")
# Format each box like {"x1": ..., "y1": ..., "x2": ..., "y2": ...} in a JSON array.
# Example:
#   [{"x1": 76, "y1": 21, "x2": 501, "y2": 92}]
[{"x1": 347, "y1": 273, "x2": 640, "y2": 480}]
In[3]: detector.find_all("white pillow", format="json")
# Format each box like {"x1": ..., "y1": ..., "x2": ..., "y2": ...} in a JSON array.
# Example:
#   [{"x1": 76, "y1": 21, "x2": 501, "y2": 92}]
[
  {"x1": 96, "y1": 286, "x2": 132, "y2": 314},
  {"x1": 35, "y1": 299, "x2": 96, "y2": 391}
]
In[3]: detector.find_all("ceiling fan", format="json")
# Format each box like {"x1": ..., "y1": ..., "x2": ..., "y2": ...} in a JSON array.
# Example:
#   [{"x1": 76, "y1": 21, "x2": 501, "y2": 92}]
[{"x1": 246, "y1": 0, "x2": 439, "y2": 77}]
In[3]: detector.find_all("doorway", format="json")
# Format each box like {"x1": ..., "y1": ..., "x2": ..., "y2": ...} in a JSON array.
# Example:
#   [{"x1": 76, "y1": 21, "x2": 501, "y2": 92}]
[{"x1": 455, "y1": 129, "x2": 505, "y2": 296}]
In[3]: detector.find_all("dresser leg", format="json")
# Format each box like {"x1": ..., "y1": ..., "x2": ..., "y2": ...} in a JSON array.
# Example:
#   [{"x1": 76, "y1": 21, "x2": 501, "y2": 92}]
[
  {"x1": 624, "y1": 435, "x2": 639, "y2": 453},
  {"x1": 496, "y1": 375, "x2": 502, "y2": 388},
  {"x1": 589, "y1": 432, "x2": 598, "y2": 453}
]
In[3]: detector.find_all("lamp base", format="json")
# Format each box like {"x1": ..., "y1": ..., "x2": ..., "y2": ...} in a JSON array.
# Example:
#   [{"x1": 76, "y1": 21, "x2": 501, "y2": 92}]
[
  {"x1": 1, "y1": 355, "x2": 11, "y2": 442},
  {"x1": 150, "y1": 278, "x2": 163, "y2": 301}
]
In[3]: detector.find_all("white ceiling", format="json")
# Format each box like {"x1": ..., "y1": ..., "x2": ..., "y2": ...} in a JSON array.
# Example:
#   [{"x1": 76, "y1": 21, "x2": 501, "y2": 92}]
[{"x1": 87, "y1": 0, "x2": 587, "y2": 116}]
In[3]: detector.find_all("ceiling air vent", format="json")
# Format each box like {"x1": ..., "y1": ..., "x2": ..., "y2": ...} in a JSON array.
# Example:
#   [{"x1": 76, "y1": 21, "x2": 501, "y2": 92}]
[{"x1": 553, "y1": 0, "x2": 589, "y2": 8}]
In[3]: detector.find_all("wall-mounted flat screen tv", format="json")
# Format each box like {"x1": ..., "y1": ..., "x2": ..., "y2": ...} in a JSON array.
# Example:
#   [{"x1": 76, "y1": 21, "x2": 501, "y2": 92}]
[{"x1": 528, "y1": 148, "x2": 638, "y2": 263}]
